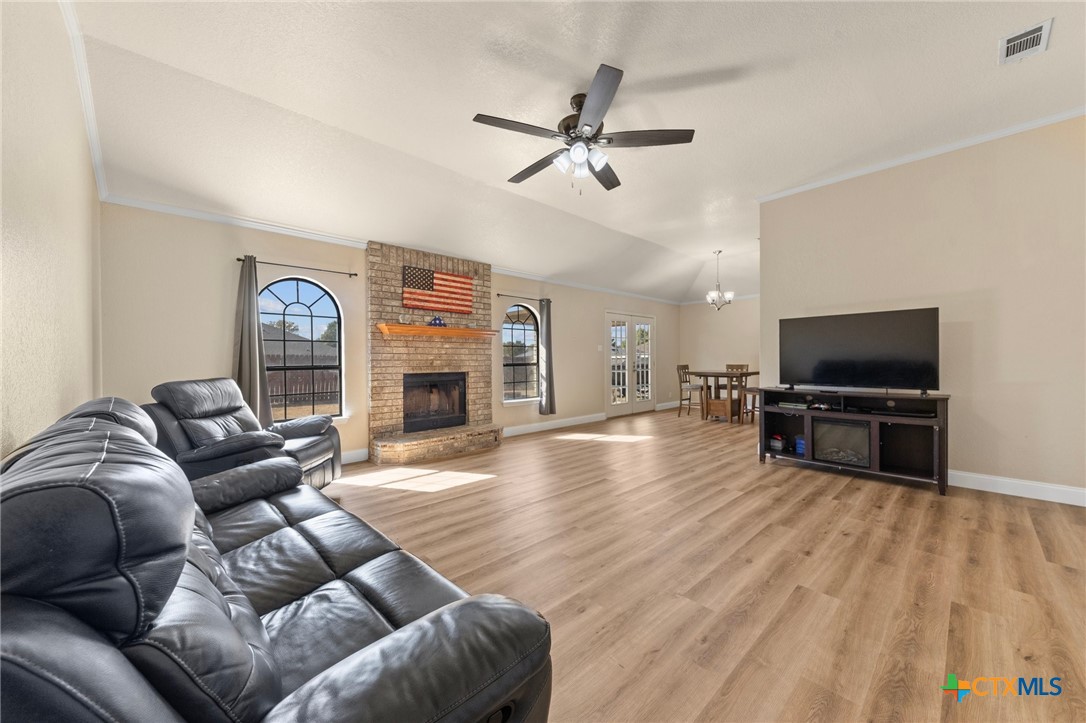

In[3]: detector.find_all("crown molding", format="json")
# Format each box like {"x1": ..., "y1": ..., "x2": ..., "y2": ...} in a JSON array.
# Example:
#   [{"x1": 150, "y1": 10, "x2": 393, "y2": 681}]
[
  {"x1": 756, "y1": 107, "x2": 1086, "y2": 203},
  {"x1": 103, "y1": 195, "x2": 369, "y2": 249},
  {"x1": 59, "y1": 0, "x2": 108, "y2": 198}
]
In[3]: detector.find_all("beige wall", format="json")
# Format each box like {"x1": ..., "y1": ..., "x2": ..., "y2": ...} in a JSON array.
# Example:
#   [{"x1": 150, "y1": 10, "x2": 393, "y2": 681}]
[
  {"x1": 492, "y1": 274, "x2": 680, "y2": 429},
  {"x1": 678, "y1": 297, "x2": 761, "y2": 373},
  {"x1": 98, "y1": 204, "x2": 369, "y2": 453},
  {"x1": 1, "y1": 3, "x2": 101, "y2": 455},
  {"x1": 97, "y1": 205, "x2": 684, "y2": 454},
  {"x1": 760, "y1": 118, "x2": 1085, "y2": 489}
]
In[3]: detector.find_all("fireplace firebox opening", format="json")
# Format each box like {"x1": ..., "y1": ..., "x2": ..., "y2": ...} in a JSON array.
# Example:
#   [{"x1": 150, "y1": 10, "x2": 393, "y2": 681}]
[{"x1": 403, "y1": 372, "x2": 467, "y2": 433}]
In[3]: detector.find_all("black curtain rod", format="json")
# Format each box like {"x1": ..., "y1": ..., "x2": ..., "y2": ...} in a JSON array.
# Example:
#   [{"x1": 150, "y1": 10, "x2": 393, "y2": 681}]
[
  {"x1": 496, "y1": 293, "x2": 541, "y2": 302},
  {"x1": 236, "y1": 258, "x2": 358, "y2": 278}
]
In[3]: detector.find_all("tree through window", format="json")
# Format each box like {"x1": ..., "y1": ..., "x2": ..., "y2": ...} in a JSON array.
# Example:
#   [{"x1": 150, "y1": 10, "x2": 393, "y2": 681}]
[
  {"x1": 502, "y1": 304, "x2": 539, "y2": 400},
  {"x1": 259, "y1": 278, "x2": 342, "y2": 420}
]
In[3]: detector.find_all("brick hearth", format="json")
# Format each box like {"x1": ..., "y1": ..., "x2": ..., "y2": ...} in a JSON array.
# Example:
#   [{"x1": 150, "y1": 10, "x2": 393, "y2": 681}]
[
  {"x1": 366, "y1": 242, "x2": 499, "y2": 463},
  {"x1": 370, "y1": 424, "x2": 503, "y2": 465}
]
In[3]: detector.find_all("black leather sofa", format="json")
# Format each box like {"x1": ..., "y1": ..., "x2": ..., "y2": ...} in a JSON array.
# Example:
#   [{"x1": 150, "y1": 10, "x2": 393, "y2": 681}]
[
  {"x1": 1, "y1": 398, "x2": 551, "y2": 722},
  {"x1": 142, "y1": 377, "x2": 341, "y2": 488}
]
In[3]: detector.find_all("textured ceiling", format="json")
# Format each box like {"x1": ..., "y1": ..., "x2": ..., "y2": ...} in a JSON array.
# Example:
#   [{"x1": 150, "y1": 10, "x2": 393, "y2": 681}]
[{"x1": 73, "y1": 2, "x2": 1084, "y2": 302}]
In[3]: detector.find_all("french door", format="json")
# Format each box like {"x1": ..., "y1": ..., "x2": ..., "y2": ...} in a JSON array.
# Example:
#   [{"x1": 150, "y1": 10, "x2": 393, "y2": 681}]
[{"x1": 605, "y1": 313, "x2": 655, "y2": 416}]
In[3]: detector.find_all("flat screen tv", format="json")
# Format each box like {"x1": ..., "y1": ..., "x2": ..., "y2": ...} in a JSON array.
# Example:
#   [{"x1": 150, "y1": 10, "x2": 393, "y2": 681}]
[{"x1": 779, "y1": 308, "x2": 939, "y2": 391}]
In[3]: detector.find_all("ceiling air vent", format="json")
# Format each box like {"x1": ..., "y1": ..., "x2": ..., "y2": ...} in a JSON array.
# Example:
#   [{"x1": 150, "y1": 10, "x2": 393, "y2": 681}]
[{"x1": 999, "y1": 18, "x2": 1053, "y2": 64}]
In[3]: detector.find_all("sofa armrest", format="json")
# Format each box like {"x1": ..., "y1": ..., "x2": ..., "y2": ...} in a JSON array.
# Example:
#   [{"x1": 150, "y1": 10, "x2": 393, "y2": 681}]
[
  {"x1": 267, "y1": 415, "x2": 333, "y2": 440},
  {"x1": 175, "y1": 430, "x2": 284, "y2": 464},
  {"x1": 263, "y1": 595, "x2": 551, "y2": 723},
  {"x1": 188, "y1": 457, "x2": 303, "y2": 512}
]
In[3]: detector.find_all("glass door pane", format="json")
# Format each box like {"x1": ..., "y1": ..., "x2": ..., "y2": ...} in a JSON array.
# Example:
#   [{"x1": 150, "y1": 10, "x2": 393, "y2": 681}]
[
  {"x1": 610, "y1": 320, "x2": 628, "y2": 406},
  {"x1": 635, "y1": 322, "x2": 652, "y2": 402}
]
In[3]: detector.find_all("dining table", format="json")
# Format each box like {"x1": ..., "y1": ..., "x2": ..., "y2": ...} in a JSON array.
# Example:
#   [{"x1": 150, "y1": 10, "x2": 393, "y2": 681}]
[{"x1": 689, "y1": 369, "x2": 760, "y2": 423}]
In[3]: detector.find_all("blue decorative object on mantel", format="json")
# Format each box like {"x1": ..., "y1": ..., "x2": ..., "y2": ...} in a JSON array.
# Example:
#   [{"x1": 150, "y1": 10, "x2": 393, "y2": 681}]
[{"x1": 428, "y1": 316, "x2": 447, "y2": 327}]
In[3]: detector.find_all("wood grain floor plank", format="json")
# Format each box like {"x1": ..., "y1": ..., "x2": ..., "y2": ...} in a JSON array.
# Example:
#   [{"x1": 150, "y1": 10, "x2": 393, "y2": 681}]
[
  {"x1": 325, "y1": 410, "x2": 1085, "y2": 722},
  {"x1": 695, "y1": 585, "x2": 840, "y2": 722},
  {"x1": 1029, "y1": 505, "x2": 1086, "y2": 571},
  {"x1": 778, "y1": 676, "x2": 860, "y2": 723},
  {"x1": 801, "y1": 558, "x2": 906, "y2": 703}
]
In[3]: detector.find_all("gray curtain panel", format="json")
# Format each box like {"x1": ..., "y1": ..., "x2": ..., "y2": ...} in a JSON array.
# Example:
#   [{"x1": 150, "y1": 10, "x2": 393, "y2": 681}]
[
  {"x1": 538, "y1": 298, "x2": 557, "y2": 415},
  {"x1": 232, "y1": 255, "x2": 272, "y2": 427}
]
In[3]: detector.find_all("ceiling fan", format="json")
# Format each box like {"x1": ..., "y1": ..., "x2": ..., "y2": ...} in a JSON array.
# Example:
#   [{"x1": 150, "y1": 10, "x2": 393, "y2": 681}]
[{"x1": 473, "y1": 64, "x2": 695, "y2": 191}]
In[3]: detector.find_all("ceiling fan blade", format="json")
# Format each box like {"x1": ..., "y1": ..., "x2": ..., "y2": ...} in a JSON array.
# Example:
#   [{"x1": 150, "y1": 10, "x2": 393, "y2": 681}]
[
  {"x1": 589, "y1": 162, "x2": 621, "y2": 191},
  {"x1": 473, "y1": 114, "x2": 564, "y2": 140},
  {"x1": 597, "y1": 129, "x2": 695, "y2": 147},
  {"x1": 578, "y1": 64, "x2": 623, "y2": 136},
  {"x1": 508, "y1": 149, "x2": 567, "y2": 183}
]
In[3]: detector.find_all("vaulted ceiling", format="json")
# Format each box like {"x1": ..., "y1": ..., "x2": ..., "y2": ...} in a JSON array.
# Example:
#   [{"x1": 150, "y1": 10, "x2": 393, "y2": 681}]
[{"x1": 72, "y1": 2, "x2": 1084, "y2": 302}]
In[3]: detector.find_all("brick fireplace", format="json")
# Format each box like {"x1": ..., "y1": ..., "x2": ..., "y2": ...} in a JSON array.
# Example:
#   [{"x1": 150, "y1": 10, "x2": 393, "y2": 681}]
[{"x1": 366, "y1": 242, "x2": 501, "y2": 464}]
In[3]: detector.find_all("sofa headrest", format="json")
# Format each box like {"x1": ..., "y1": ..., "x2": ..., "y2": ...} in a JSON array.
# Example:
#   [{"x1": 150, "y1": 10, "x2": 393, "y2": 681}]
[
  {"x1": 1, "y1": 414, "x2": 194, "y2": 644},
  {"x1": 151, "y1": 378, "x2": 262, "y2": 445},
  {"x1": 151, "y1": 378, "x2": 251, "y2": 420},
  {"x1": 58, "y1": 396, "x2": 158, "y2": 445}
]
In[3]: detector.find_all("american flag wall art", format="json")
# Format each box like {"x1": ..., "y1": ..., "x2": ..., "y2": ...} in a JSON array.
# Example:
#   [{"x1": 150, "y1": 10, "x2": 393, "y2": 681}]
[{"x1": 402, "y1": 266, "x2": 474, "y2": 314}]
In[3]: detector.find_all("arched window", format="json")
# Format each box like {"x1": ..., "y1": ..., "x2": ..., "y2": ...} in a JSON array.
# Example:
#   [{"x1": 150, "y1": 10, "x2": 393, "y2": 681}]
[
  {"x1": 259, "y1": 277, "x2": 342, "y2": 421},
  {"x1": 501, "y1": 304, "x2": 539, "y2": 400}
]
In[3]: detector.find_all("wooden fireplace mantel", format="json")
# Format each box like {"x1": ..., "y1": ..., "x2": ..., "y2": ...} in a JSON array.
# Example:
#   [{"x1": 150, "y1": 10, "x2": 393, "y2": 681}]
[{"x1": 376, "y1": 323, "x2": 498, "y2": 339}]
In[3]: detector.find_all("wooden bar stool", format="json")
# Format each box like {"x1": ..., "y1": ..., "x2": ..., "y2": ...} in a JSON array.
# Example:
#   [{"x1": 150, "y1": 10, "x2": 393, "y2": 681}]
[
  {"x1": 676, "y1": 365, "x2": 702, "y2": 417},
  {"x1": 742, "y1": 385, "x2": 760, "y2": 424}
]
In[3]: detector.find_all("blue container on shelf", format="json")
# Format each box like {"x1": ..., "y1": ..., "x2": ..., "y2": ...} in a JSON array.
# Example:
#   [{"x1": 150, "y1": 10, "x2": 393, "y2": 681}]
[{"x1": 795, "y1": 435, "x2": 806, "y2": 455}]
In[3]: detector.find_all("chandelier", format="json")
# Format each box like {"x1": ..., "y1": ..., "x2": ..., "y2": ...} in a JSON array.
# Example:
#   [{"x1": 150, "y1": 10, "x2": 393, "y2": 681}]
[{"x1": 706, "y1": 250, "x2": 735, "y2": 310}]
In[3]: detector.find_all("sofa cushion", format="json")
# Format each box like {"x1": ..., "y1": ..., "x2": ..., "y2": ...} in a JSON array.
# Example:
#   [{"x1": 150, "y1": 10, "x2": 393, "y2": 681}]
[
  {"x1": 204, "y1": 484, "x2": 468, "y2": 693},
  {"x1": 282, "y1": 435, "x2": 334, "y2": 470},
  {"x1": 1, "y1": 398, "x2": 157, "y2": 473},
  {"x1": 206, "y1": 484, "x2": 343, "y2": 552},
  {"x1": 261, "y1": 580, "x2": 395, "y2": 694},
  {"x1": 269, "y1": 415, "x2": 333, "y2": 439},
  {"x1": 224, "y1": 527, "x2": 338, "y2": 615},
  {"x1": 176, "y1": 430, "x2": 284, "y2": 464},
  {"x1": 1, "y1": 596, "x2": 187, "y2": 723},
  {"x1": 180, "y1": 412, "x2": 262, "y2": 446},
  {"x1": 190, "y1": 457, "x2": 302, "y2": 513},
  {"x1": 59, "y1": 397, "x2": 158, "y2": 445},
  {"x1": 152, "y1": 378, "x2": 262, "y2": 445},
  {"x1": 0, "y1": 418, "x2": 193, "y2": 644},
  {"x1": 123, "y1": 527, "x2": 282, "y2": 723},
  {"x1": 343, "y1": 551, "x2": 467, "y2": 628}
]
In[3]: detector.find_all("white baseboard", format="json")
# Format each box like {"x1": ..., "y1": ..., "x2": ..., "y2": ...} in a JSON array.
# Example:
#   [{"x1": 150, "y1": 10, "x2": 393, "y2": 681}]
[
  {"x1": 504, "y1": 413, "x2": 608, "y2": 438},
  {"x1": 949, "y1": 469, "x2": 1086, "y2": 507},
  {"x1": 655, "y1": 401, "x2": 680, "y2": 411},
  {"x1": 341, "y1": 448, "x2": 369, "y2": 464}
]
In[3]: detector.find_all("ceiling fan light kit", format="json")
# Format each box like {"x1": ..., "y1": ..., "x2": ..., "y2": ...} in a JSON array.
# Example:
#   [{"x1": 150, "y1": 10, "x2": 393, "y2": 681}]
[
  {"x1": 473, "y1": 63, "x2": 695, "y2": 191},
  {"x1": 706, "y1": 250, "x2": 735, "y2": 310},
  {"x1": 552, "y1": 151, "x2": 573, "y2": 174},
  {"x1": 587, "y1": 147, "x2": 609, "y2": 171}
]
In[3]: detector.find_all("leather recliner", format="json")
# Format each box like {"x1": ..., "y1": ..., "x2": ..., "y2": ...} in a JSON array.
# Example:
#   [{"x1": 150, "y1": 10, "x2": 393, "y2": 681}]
[
  {"x1": 142, "y1": 377, "x2": 341, "y2": 488},
  {"x1": 1, "y1": 397, "x2": 552, "y2": 722}
]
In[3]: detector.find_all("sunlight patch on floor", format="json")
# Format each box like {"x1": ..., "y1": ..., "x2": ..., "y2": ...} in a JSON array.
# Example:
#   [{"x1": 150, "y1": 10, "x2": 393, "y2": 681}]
[
  {"x1": 384, "y1": 471, "x2": 496, "y2": 492},
  {"x1": 336, "y1": 466, "x2": 495, "y2": 492},
  {"x1": 336, "y1": 467, "x2": 440, "y2": 486},
  {"x1": 553, "y1": 433, "x2": 654, "y2": 443}
]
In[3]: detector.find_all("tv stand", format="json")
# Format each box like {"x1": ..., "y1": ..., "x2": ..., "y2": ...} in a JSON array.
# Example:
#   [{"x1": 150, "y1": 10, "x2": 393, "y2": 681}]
[{"x1": 759, "y1": 388, "x2": 949, "y2": 494}]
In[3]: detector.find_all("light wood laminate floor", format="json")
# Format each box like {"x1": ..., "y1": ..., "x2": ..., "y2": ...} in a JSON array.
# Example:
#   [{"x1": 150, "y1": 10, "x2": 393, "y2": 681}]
[{"x1": 326, "y1": 411, "x2": 1085, "y2": 723}]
